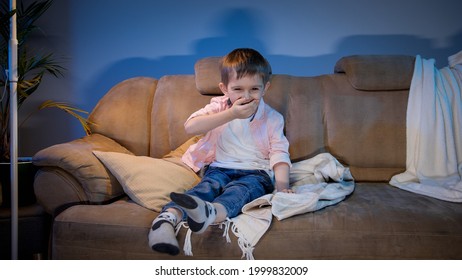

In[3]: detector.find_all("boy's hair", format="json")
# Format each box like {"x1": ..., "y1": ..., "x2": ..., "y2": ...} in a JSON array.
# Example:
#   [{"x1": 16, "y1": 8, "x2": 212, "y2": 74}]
[{"x1": 220, "y1": 48, "x2": 272, "y2": 86}]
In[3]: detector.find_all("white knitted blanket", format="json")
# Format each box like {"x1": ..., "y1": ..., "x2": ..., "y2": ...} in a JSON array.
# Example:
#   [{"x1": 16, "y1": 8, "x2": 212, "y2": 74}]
[
  {"x1": 228, "y1": 153, "x2": 355, "y2": 259},
  {"x1": 180, "y1": 153, "x2": 354, "y2": 259}
]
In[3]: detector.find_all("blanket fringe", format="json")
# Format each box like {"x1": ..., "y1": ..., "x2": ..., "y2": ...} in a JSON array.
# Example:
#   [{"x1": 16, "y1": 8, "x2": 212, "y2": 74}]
[
  {"x1": 176, "y1": 222, "x2": 193, "y2": 256},
  {"x1": 220, "y1": 218, "x2": 232, "y2": 243},
  {"x1": 219, "y1": 218, "x2": 255, "y2": 259},
  {"x1": 231, "y1": 222, "x2": 255, "y2": 260},
  {"x1": 176, "y1": 219, "x2": 255, "y2": 259},
  {"x1": 183, "y1": 229, "x2": 193, "y2": 256}
]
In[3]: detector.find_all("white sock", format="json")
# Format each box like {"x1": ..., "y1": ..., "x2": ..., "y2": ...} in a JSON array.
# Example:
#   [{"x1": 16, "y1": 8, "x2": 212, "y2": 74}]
[
  {"x1": 148, "y1": 211, "x2": 179, "y2": 255},
  {"x1": 170, "y1": 192, "x2": 217, "y2": 234}
]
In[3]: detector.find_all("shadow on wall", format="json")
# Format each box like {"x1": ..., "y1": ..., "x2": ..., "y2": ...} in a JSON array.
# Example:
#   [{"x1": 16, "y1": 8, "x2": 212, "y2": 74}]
[
  {"x1": 83, "y1": 8, "x2": 268, "y2": 105},
  {"x1": 84, "y1": 8, "x2": 462, "y2": 110}
]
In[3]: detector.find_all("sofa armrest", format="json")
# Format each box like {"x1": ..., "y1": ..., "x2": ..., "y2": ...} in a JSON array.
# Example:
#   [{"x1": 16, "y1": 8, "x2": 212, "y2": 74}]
[{"x1": 33, "y1": 133, "x2": 133, "y2": 214}]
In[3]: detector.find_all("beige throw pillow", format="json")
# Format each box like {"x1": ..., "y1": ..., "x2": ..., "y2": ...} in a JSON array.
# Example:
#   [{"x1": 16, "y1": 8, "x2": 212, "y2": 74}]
[{"x1": 93, "y1": 151, "x2": 199, "y2": 212}]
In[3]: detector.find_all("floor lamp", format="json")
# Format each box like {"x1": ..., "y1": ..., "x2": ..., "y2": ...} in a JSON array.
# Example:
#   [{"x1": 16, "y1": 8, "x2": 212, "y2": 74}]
[{"x1": 8, "y1": 0, "x2": 19, "y2": 260}]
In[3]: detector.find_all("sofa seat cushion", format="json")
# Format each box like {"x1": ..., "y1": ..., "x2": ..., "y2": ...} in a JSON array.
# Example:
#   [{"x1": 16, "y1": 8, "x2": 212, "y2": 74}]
[
  {"x1": 256, "y1": 183, "x2": 462, "y2": 259},
  {"x1": 52, "y1": 198, "x2": 244, "y2": 259},
  {"x1": 52, "y1": 183, "x2": 462, "y2": 259}
]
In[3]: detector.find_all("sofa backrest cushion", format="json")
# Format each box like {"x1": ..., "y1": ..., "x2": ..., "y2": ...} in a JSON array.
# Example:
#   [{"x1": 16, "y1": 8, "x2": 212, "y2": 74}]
[
  {"x1": 150, "y1": 56, "x2": 412, "y2": 181},
  {"x1": 323, "y1": 74, "x2": 408, "y2": 181},
  {"x1": 89, "y1": 77, "x2": 157, "y2": 156},
  {"x1": 149, "y1": 75, "x2": 213, "y2": 158},
  {"x1": 334, "y1": 55, "x2": 414, "y2": 91},
  {"x1": 267, "y1": 75, "x2": 326, "y2": 162},
  {"x1": 194, "y1": 56, "x2": 222, "y2": 95}
]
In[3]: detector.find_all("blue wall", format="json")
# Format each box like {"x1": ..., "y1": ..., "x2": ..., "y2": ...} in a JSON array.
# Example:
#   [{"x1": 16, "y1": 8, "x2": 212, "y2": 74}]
[{"x1": 19, "y1": 0, "x2": 462, "y2": 156}]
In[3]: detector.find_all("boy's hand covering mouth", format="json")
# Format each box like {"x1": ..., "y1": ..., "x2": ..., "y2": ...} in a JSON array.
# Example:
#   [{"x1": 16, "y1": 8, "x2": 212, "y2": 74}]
[
  {"x1": 227, "y1": 97, "x2": 256, "y2": 107},
  {"x1": 230, "y1": 97, "x2": 258, "y2": 120},
  {"x1": 236, "y1": 97, "x2": 256, "y2": 105}
]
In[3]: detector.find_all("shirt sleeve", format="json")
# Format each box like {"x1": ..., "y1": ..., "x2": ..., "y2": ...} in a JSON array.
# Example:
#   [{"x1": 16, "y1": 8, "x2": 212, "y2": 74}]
[
  {"x1": 268, "y1": 111, "x2": 292, "y2": 169},
  {"x1": 185, "y1": 96, "x2": 228, "y2": 124}
]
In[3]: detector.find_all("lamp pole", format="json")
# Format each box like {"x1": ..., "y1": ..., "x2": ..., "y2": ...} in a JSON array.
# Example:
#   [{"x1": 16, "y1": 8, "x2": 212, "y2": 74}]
[{"x1": 8, "y1": 0, "x2": 18, "y2": 260}]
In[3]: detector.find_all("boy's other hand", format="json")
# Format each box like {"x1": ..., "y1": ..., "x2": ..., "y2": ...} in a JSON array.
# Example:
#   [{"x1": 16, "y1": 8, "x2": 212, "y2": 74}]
[{"x1": 278, "y1": 188, "x2": 294, "y2": 193}]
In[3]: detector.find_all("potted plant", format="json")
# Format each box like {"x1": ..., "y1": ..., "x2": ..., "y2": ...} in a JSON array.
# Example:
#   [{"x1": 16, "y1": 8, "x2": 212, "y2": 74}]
[{"x1": 0, "y1": 0, "x2": 90, "y2": 207}]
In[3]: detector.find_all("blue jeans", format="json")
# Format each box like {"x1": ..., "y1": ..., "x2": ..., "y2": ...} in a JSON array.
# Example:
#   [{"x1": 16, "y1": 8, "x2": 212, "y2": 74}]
[{"x1": 163, "y1": 166, "x2": 274, "y2": 219}]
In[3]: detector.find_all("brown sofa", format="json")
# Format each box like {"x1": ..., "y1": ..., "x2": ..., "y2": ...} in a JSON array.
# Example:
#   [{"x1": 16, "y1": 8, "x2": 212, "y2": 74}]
[{"x1": 32, "y1": 55, "x2": 462, "y2": 259}]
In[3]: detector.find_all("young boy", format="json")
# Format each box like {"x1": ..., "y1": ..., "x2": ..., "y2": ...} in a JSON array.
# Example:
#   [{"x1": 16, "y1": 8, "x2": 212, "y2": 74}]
[{"x1": 148, "y1": 48, "x2": 292, "y2": 255}]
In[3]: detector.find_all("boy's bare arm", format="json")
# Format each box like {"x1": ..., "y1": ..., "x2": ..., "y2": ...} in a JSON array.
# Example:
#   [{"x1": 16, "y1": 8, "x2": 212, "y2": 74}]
[{"x1": 273, "y1": 162, "x2": 292, "y2": 193}]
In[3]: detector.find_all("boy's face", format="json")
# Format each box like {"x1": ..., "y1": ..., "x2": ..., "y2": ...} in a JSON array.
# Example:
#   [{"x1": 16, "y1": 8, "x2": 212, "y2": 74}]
[{"x1": 219, "y1": 71, "x2": 270, "y2": 112}]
